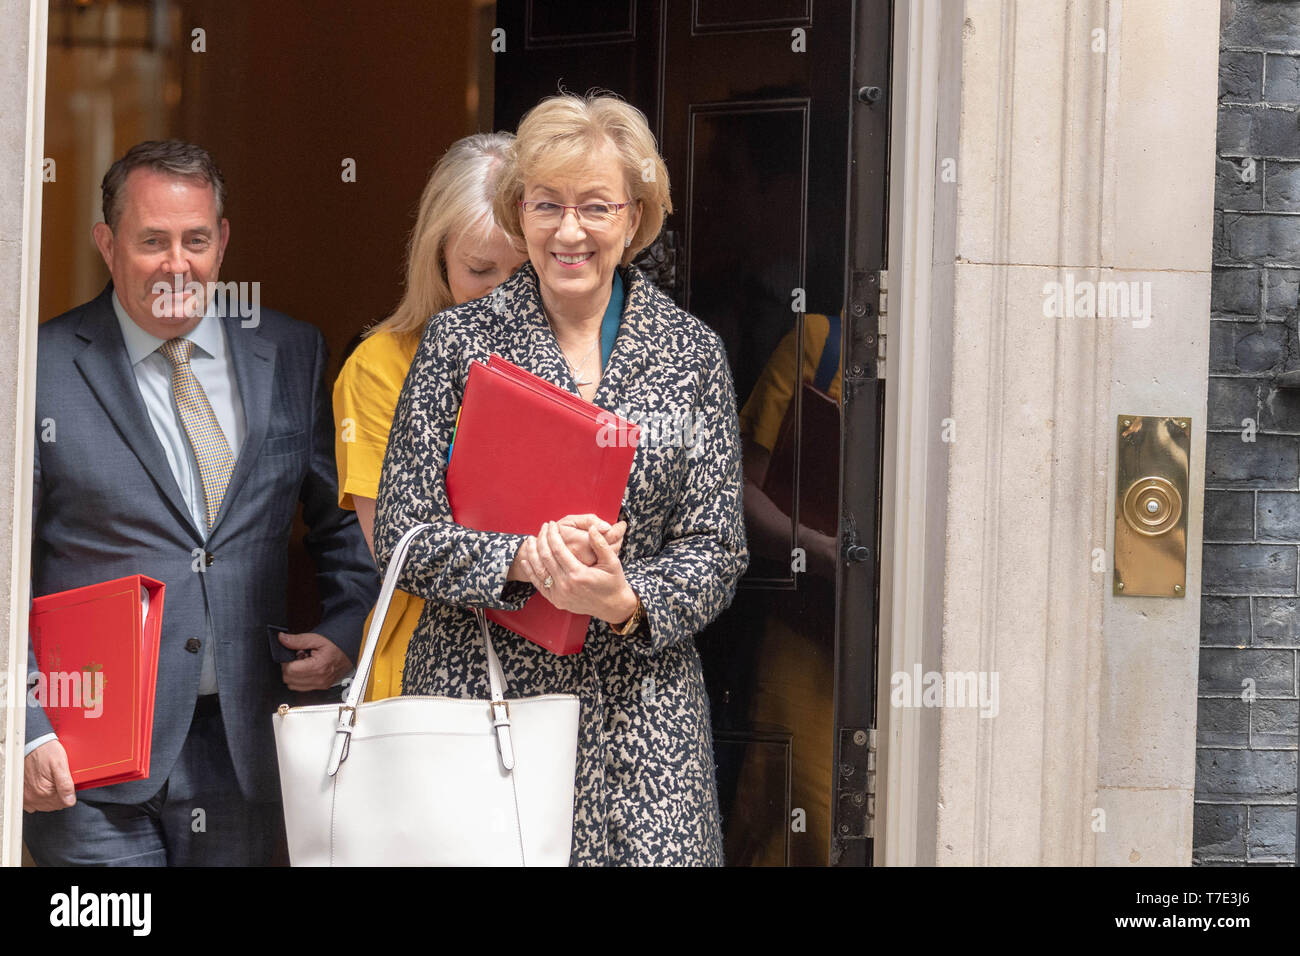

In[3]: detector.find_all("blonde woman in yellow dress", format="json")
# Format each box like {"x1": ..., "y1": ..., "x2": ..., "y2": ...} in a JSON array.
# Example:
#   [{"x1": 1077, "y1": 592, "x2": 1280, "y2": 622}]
[{"x1": 333, "y1": 133, "x2": 526, "y2": 700}]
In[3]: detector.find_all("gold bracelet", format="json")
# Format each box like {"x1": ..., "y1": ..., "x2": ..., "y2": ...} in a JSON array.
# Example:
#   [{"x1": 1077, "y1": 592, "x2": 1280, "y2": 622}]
[{"x1": 610, "y1": 596, "x2": 643, "y2": 635}]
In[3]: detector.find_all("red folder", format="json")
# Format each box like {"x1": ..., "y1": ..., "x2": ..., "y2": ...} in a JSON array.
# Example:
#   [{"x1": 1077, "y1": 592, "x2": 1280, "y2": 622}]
[
  {"x1": 28, "y1": 575, "x2": 163, "y2": 789},
  {"x1": 445, "y1": 354, "x2": 640, "y2": 654}
]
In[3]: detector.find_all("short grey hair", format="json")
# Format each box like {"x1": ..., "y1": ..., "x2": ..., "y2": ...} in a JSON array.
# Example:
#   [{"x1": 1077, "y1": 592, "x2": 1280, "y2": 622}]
[{"x1": 101, "y1": 140, "x2": 227, "y2": 230}]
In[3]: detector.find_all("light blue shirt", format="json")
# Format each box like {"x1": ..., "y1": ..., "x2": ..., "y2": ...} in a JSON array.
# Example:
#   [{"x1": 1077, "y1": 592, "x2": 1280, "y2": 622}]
[{"x1": 114, "y1": 291, "x2": 246, "y2": 696}]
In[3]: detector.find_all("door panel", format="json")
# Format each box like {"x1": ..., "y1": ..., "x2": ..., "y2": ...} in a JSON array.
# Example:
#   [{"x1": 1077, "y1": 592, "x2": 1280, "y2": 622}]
[
  {"x1": 692, "y1": 1, "x2": 812, "y2": 33},
  {"x1": 681, "y1": 100, "x2": 808, "y2": 476},
  {"x1": 493, "y1": 1, "x2": 659, "y2": 134},
  {"x1": 526, "y1": 1, "x2": 636, "y2": 40},
  {"x1": 494, "y1": 0, "x2": 888, "y2": 866}
]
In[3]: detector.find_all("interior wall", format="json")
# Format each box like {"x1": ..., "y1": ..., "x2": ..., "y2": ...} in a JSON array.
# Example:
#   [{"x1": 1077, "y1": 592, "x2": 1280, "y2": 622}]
[
  {"x1": 41, "y1": 0, "x2": 482, "y2": 377},
  {"x1": 171, "y1": 0, "x2": 478, "y2": 371},
  {"x1": 40, "y1": 1, "x2": 173, "y2": 324}
]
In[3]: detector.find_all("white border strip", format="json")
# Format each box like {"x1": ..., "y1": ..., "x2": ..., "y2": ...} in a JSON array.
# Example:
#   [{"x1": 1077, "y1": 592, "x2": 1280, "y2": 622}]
[
  {"x1": 3, "y1": 0, "x2": 48, "y2": 868},
  {"x1": 875, "y1": 0, "x2": 948, "y2": 867}
]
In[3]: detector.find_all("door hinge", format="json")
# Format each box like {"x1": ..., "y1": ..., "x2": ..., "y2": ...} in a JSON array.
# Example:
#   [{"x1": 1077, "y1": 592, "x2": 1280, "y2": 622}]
[
  {"x1": 876, "y1": 269, "x2": 888, "y2": 379},
  {"x1": 867, "y1": 728, "x2": 877, "y2": 837},
  {"x1": 841, "y1": 513, "x2": 871, "y2": 564},
  {"x1": 835, "y1": 727, "x2": 877, "y2": 840}
]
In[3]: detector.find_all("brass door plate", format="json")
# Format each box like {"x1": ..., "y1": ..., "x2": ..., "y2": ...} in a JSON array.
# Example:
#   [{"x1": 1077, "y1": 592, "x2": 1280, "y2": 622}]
[{"x1": 1114, "y1": 416, "x2": 1190, "y2": 597}]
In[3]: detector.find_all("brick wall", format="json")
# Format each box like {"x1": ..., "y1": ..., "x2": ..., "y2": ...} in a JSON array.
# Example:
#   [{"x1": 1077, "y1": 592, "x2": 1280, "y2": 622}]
[{"x1": 1198, "y1": 0, "x2": 1300, "y2": 865}]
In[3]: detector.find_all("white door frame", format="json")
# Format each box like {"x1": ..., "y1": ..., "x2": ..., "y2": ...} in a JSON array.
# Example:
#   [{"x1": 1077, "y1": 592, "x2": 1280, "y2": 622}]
[
  {"x1": 873, "y1": 0, "x2": 961, "y2": 867},
  {"x1": 2, "y1": 0, "x2": 49, "y2": 868}
]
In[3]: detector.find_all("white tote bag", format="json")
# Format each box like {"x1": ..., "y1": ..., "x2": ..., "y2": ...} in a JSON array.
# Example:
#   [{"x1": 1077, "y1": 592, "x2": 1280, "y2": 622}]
[{"x1": 272, "y1": 522, "x2": 580, "y2": 866}]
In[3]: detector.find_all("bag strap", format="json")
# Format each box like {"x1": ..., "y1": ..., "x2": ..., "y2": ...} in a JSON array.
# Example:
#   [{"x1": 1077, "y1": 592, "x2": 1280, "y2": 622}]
[
  {"x1": 476, "y1": 607, "x2": 515, "y2": 771},
  {"x1": 326, "y1": 522, "x2": 515, "y2": 776}
]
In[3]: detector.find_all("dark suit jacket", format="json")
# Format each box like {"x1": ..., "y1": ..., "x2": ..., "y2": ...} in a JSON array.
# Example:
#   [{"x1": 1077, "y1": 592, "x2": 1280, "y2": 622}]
[{"x1": 26, "y1": 284, "x2": 378, "y2": 805}]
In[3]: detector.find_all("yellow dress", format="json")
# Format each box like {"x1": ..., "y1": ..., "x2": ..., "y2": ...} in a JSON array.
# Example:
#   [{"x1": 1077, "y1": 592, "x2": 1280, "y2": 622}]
[
  {"x1": 732, "y1": 313, "x2": 841, "y2": 866},
  {"x1": 738, "y1": 313, "x2": 842, "y2": 450},
  {"x1": 332, "y1": 329, "x2": 424, "y2": 701}
]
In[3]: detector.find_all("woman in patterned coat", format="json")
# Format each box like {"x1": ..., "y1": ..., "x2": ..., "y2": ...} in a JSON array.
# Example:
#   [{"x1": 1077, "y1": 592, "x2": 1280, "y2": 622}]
[{"x1": 374, "y1": 93, "x2": 749, "y2": 865}]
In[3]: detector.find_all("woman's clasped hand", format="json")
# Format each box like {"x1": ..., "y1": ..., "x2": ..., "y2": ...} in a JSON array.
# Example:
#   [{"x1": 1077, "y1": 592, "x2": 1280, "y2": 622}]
[{"x1": 509, "y1": 514, "x2": 637, "y2": 625}]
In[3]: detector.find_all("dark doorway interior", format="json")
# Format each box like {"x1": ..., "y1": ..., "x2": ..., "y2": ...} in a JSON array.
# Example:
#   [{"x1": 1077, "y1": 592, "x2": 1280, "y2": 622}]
[
  {"x1": 34, "y1": 0, "x2": 890, "y2": 867},
  {"x1": 495, "y1": 0, "x2": 890, "y2": 866}
]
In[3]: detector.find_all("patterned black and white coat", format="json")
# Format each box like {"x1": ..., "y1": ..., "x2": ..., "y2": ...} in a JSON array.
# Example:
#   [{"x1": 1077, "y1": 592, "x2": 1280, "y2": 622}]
[{"x1": 373, "y1": 261, "x2": 749, "y2": 866}]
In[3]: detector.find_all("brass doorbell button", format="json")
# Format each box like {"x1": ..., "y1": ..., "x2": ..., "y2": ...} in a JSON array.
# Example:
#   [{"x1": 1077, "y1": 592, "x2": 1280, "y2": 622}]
[
  {"x1": 1114, "y1": 416, "x2": 1190, "y2": 597},
  {"x1": 1121, "y1": 476, "x2": 1182, "y2": 537}
]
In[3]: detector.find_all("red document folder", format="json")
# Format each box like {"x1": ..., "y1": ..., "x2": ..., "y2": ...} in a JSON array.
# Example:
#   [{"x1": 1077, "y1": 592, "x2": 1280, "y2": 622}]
[
  {"x1": 445, "y1": 354, "x2": 640, "y2": 654},
  {"x1": 28, "y1": 575, "x2": 164, "y2": 789}
]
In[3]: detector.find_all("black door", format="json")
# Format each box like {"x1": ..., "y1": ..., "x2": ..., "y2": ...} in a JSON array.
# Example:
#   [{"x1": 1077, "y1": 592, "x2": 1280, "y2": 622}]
[{"x1": 495, "y1": 0, "x2": 890, "y2": 866}]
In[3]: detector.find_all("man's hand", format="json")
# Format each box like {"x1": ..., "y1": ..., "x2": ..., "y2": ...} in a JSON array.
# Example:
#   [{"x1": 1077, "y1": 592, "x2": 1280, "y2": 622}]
[
  {"x1": 24, "y1": 739, "x2": 76, "y2": 812},
  {"x1": 278, "y1": 632, "x2": 353, "y2": 691}
]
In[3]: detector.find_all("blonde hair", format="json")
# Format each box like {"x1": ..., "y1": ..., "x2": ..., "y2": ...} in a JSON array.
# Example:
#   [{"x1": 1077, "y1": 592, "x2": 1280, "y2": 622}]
[
  {"x1": 494, "y1": 93, "x2": 672, "y2": 265},
  {"x1": 369, "y1": 132, "x2": 515, "y2": 340}
]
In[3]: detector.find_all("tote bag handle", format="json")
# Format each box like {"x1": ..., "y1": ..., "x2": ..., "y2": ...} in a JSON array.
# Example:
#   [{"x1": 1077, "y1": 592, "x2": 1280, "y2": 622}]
[{"x1": 325, "y1": 522, "x2": 514, "y2": 776}]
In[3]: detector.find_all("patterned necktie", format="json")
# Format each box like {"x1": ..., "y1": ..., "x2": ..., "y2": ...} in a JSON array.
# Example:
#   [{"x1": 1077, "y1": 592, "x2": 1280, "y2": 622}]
[{"x1": 158, "y1": 338, "x2": 234, "y2": 530}]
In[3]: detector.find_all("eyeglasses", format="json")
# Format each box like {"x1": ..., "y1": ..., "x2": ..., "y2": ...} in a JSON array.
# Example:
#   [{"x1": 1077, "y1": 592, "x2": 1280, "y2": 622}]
[{"x1": 518, "y1": 199, "x2": 633, "y2": 229}]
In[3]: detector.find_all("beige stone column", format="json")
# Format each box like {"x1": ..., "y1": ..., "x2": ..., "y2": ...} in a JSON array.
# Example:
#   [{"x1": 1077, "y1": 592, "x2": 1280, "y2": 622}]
[
  {"x1": 878, "y1": 0, "x2": 1218, "y2": 865},
  {"x1": 0, "y1": 0, "x2": 45, "y2": 867}
]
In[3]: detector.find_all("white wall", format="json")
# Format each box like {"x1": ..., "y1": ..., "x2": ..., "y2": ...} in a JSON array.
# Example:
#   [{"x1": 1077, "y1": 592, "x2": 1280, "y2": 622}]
[{"x1": 879, "y1": 0, "x2": 1218, "y2": 865}]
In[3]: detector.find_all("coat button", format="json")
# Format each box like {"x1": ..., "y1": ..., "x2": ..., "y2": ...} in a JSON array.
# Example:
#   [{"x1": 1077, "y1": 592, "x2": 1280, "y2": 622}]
[
  {"x1": 185, "y1": 638, "x2": 201, "y2": 653},
  {"x1": 205, "y1": 552, "x2": 215, "y2": 567}
]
